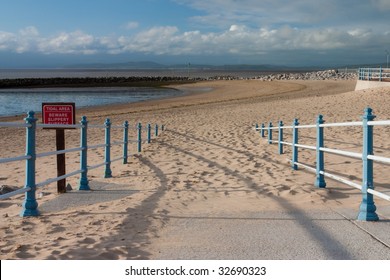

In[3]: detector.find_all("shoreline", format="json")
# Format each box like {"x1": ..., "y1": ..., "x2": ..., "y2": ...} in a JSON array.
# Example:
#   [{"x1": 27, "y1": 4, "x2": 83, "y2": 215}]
[
  {"x1": 0, "y1": 76, "x2": 198, "y2": 89},
  {"x1": 3, "y1": 79, "x2": 390, "y2": 259},
  {"x1": 0, "y1": 85, "x2": 189, "y2": 122},
  {"x1": 0, "y1": 79, "x2": 356, "y2": 122}
]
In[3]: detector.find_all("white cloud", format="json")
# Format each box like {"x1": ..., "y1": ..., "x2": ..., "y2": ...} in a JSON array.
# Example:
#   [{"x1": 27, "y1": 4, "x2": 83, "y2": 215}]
[
  {"x1": 0, "y1": 31, "x2": 16, "y2": 51},
  {"x1": 19, "y1": 26, "x2": 40, "y2": 37},
  {"x1": 175, "y1": 0, "x2": 389, "y2": 32},
  {"x1": 107, "y1": 24, "x2": 389, "y2": 57},
  {"x1": 0, "y1": 23, "x2": 388, "y2": 60},
  {"x1": 38, "y1": 30, "x2": 96, "y2": 55},
  {"x1": 124, "y1": 21, "x2": 139, "y2": 30},
  {"x1": 371, "y1": 0, "x2": 390, "y2": 11}
]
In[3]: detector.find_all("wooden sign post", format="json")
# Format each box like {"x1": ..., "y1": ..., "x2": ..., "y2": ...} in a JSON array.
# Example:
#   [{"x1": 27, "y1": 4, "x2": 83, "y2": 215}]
[{"x1": 42, "y1": 103, "x2": 76, "y2": 193}]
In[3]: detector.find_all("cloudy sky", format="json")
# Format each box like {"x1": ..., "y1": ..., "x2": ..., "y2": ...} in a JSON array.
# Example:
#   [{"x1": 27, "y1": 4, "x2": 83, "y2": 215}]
[{"x1": 0, "y1": 0, "x2": 389, "y2": 67}]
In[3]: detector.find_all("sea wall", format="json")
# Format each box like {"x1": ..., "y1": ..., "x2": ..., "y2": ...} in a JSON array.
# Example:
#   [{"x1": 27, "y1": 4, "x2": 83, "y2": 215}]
[
  {"x1": 355, "y1": 80, "x2": 390, "y2": 91},
  {"x1": 251, "y1": 70, "x2": 357, "y2": 81}
]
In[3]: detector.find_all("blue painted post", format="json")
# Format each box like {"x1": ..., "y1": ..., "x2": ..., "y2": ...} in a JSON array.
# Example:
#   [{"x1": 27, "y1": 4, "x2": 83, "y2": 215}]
[
  {"x1": 292, "y1": 118, "x2": 299, "y2": 170},
  {"x1": 155, "y1": 124, "x2": 159, "y2": 137},
  {"x1": 255, "y1": 123, "x2": 259, "y2": 135},
  {"x1": 147, "y1": 123, "x2": 151, "y2": 144},
  {"x1": 104, "y1": 118, "x2": 112, "y2": 178},
  {"x1": 261, "y1": 123, "x2": 265, "y2": 138},
  {"x1": 21, "y1": 111, "x2": 39, "y2": 217},
  {"x1": 358, "y1": 108, "x2": 379, "y2": 221},
  {"x1": 268, "y1": 122, "x2": 273, "y2": 144},
  {"x1": 138, "y1": 122, "x2": 142, "y2": 153},
  {"x1": 278, "y1": 121, "x2": 283, "y2": 154},
  {"x1": 315, "y1": 115, "x2": 326, "y2": 188},
  {"x1": 123, "y1": 121, "x2": 129, "y2": 164},
  {"x1": 78, "y1": 116, "x2": 90, "y2": 190}
]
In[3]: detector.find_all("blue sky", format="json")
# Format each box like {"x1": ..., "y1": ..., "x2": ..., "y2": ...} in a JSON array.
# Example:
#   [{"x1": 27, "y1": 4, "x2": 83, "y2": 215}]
[{"x1": 0, "y1": 0, "x2": 389, "y2": 68}]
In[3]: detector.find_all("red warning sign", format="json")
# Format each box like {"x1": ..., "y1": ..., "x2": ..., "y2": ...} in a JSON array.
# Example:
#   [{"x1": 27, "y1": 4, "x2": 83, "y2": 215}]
[{"x1": 42, "y1": 103, "x2": 75, "y2": 125}]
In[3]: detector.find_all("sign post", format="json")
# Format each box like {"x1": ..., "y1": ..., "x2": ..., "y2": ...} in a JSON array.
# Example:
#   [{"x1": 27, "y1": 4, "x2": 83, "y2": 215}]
[{"x1": 42, "y1": 103, "x2": 76, "y2": 194}]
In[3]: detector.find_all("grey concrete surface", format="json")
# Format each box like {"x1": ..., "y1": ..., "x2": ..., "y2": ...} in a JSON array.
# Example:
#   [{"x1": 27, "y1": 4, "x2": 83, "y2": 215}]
[{"x1": 150, "y1": 208, "x2": 390, "y2": 259}]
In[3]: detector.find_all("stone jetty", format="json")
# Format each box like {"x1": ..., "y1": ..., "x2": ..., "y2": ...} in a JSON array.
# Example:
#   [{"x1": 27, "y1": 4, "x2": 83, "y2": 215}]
[
  {"x1": 209, "y1": 69, "x2": 357, "y2": 81},
  {"x1": 0, "y1": 70, "x2": 357, "y2": 88},
  {"x1": 0, "y1": 76, "x2": 202, "y2": 89}
]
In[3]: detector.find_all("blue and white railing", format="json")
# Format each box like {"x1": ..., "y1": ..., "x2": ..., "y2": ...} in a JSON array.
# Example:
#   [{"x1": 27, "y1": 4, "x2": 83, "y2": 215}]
[
  {"x1": 358, "y1": 67, "x2": 390, "y2": 81},
  {"x1": 0, "y1": 111, "x2": 164, "y2": 217},
  {"x1": 255, "y1": 108, "x2": 390, "y2": 221}
]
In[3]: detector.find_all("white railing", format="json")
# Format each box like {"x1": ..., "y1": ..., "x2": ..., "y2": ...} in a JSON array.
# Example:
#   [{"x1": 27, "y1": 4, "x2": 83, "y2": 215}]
[
  {"x1": 255, "y1": 107, "x2": 389, "y2": 221},
  {"x1": 0, "y1": 111, "x2": 164, "y2": 217},
  {"x1": 358, "y1": 67, "x2": 390, "y2": 81}
]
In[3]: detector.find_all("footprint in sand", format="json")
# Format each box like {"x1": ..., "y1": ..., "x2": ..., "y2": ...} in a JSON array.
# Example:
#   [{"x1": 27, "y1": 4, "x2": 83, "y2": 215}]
[
  {"x1": 14, "y1": 244, "x2": 35, "y2": 258},
  {"x1": 289, "y1": 189, "x2": 298, "y2": 195},
  {"x1": 79, "y1": 237, "x2": 96, "y2": 244},
  {"x1": 277, "y1": 185, "x2": 291, "y2": 191},
  {"x1": 47, "y1": 225, "x2": 66, "y2": 234}
]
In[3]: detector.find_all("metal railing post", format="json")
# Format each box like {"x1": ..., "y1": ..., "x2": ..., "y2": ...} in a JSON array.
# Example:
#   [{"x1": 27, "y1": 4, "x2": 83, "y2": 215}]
[
  {"x1": 21, "y1": 111, "x2": 39, "y2": 217},
  {"x1": 155, "y1": 124, "x2": 158, "y2": 137},
  {"x1": 123, "y1": 121, "x2": 129, "y2": 164},
  {"x1": 315, "y1": 115, "x2": 326, "y2": 188},
  {"x1": 278, "y1": 121, "x2": 283, "y2": 154},
  {"x1": 104, "y1": 118, "x2": 112, "y2": 178},
  {"x1": 292, "y1": 118, "x2": 299, "y2": 170},
  {"x1": 261, "y1": 123, "x2": 265, "y2": 138},
  {"x1": 358, "y1": 108, "x2": 379, "y2": 221},
  {"x1": 78, "y1": 116, "x2": 90, "y2": 190},
  {"x1": 161, "y1": 124, "x2": 165, "y2": 131},
  {"x1": 147, "y1": 123, "x2": 151, "y2": 144},
  {"x1": 138, "y1": 122, "x2": 142, "y2": 153},
  {"x1": 379, "y1": 66, "x2": 382, "y2": 82},
  {"x1": 268, "y1": 122, "x2": 273, "y2": 144}
]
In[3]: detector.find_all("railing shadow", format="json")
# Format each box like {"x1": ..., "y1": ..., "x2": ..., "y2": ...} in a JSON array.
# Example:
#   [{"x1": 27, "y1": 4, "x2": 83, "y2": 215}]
[
  {"x1": 158, "y1": 134, "x2": 358, "y2": 259},
  {"x1": 41, "y1": 155, "x2": 169, "y2": 260}
]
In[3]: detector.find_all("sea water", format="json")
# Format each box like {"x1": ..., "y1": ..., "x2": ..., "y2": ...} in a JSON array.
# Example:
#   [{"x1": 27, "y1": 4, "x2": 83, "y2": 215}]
[
  {"x1": 0, "y1": 68, "x2": 280, "y2": 117},
  {"x1": 0, "y1": 87, "x2": 181, "y2": 117}
]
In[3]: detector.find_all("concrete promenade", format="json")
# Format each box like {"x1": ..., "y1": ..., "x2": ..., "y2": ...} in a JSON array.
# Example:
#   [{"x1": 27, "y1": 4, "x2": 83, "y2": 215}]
[{"x1": 39, "y1": 168, "x2": 390, "y2": 260}]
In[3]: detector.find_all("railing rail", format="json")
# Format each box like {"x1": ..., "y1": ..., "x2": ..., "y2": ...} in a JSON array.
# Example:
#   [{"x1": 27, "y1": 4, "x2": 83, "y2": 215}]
[
  {"x1": 0, "y1": 111, "x2": 164, "y2": 217},
  {"x1": 255, "y1": 107, "x2": 390, "y2": 221},
  {"x1": 358, "y1": 67, "x2": 390, "y2": 81}
]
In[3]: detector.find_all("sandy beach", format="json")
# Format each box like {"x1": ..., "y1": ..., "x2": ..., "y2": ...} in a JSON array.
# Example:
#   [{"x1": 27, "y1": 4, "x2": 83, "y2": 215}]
[{"x1": 1, "y1": 79, "x2": 390, "y2": 259}]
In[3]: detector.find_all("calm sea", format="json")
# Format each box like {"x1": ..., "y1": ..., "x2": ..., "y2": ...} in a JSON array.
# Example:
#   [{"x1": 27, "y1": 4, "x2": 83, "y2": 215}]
[
  {"x1": 0, "y1": 68, "x2": 275, "y2": 117},
  {"x1": 1, "y1": 68, "x2": 307, "y2": 117},
  {"x1": 0, "y1": 87, "x2": 183, "y2": 117}
]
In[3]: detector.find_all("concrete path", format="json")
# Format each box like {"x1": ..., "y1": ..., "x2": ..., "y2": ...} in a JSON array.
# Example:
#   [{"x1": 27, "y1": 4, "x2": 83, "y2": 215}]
[{"x1": 148, "y1": 206, "x2": 390, "y2": 259}]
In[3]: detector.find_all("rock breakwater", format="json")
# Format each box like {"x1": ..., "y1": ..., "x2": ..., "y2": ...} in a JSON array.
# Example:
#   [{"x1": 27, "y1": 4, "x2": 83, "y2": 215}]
[
  {"x1": 253, "y1": 69, "x2": 357, "y2": 81},
  {"x1": 0, "y1": 70, "x2": 357, "y2": 88},
  {"x1": 0, "y1": 76, "x2": 201, "y2": 89},
  {"x1": 208, "y1": 69, "x2": 357, "y2": 81}
]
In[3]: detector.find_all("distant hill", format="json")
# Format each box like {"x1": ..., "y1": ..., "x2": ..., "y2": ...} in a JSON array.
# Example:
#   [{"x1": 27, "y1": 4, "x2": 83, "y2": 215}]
[
  {"x1": 337, "y1": 62, "x2": 388, "y2": 69},
  {"x1": 65, "y1": 61, "x2": 167, "y2": 69},
  {"x1": 64, "y1": 61, "x2": 321, "y2": 71}
]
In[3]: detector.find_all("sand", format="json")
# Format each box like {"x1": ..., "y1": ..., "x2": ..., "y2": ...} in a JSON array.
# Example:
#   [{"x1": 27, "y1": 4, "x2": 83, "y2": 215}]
[{"x1": 1, "y1": 79, "x2": 390, "y2": 259}]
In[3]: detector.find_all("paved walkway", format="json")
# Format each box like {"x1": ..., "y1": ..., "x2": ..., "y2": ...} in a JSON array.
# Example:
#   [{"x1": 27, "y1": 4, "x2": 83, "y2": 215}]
[
  {"x1": 148, "y1": 207, "x2": 390, "y2": 259},
  {"x1": 39, "y1": 180, "x2": 390, "y2": 259}
]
